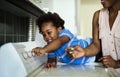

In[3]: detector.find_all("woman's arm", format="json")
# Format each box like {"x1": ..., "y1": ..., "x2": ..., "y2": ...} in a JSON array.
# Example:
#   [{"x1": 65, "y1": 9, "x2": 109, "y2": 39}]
[
  {"x1": 84, "y1": 10, "x2": 101, "y2": 56},
  {"x1": 66, "y1": 10, "x2": 101, "y2": 58}
]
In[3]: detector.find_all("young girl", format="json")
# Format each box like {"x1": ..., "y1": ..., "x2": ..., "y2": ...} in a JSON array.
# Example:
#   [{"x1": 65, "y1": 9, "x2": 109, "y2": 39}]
[{"x1": 32, "y1": 12, "x2": 95, "y2": 68}]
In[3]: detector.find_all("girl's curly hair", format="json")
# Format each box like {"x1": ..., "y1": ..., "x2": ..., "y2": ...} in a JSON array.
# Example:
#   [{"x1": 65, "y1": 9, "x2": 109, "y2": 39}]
[{"x1": 37, "y1": 12, "x2": 65, "y2": 32}]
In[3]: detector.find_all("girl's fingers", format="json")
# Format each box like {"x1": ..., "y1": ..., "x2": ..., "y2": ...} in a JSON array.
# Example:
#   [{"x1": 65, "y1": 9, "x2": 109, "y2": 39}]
[{"x1": 45, "y1": 62, "x2": 56, "y2": 69}]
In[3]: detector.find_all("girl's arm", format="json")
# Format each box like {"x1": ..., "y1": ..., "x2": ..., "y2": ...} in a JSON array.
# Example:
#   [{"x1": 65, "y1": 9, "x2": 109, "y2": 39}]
[
  {"x1": 32, "y1": 36, "x2": 69, "y2": 55},
  {"x1": 43, "y1": 36, "x2": 69, "y2": 53}
]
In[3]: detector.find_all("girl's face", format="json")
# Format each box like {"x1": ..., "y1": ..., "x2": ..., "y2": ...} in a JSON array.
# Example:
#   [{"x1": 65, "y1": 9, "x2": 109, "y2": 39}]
[
  {"x1": 40, "y1": 22, "x2": 61, "y2": 44},
  {"x1": 101, "y1": 0, "x2": 116, "y2": 8}
]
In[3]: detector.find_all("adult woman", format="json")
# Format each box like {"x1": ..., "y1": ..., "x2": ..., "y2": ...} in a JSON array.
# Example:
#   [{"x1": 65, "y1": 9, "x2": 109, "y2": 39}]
[{"x1": 67, "y1": 0, "x2": 120, "y2": 69}]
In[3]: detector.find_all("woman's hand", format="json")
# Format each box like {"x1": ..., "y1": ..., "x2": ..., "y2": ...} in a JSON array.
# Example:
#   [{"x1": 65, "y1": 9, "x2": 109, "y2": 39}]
[
  {"x1": 99, "y1": 55, "x2": 118, "y2": 68},
  {"x1": 66, "y1": 46, "x2": 86, "y2": 58},
  {"x1": 31, "y1": 47, "x2": 46, "y2": 56}
]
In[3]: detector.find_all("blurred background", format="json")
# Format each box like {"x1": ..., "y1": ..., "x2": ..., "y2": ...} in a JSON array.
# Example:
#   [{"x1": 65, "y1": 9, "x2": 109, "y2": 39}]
[{"x1": 0, "y1": 0, "x2": 102, "y2": 46}]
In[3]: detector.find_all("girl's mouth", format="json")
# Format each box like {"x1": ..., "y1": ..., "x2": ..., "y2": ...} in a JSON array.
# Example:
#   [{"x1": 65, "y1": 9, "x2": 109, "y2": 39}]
[{"x1": 47, "y1": 39, "x2": 52, "y2": 44}]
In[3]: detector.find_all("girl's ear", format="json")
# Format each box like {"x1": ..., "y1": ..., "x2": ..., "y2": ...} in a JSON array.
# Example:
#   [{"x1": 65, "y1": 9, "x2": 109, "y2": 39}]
[{"x1": 57, "y1": 27, "x2": 62, "y2": 32}]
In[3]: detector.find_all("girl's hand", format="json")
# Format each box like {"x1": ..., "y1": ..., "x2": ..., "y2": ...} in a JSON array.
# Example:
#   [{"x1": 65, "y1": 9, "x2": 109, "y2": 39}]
[
  {"x1": 31, "y1": 47, "x2": 46, "y2": 56},
  {"x1": 99, "y1": 55, "x2": 118, "y2": 68},
  {"x1": 66, "y1": 46, "x2": 86, "y2": 58},
  {"x1": 45, "y1": 58, "x2": 57, "y2": 69}
]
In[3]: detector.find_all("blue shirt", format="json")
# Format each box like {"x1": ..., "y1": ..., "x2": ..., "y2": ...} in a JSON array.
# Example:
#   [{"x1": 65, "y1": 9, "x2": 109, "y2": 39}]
[{"x1": 48, "y1": 29, "x2": 94, "y2": 65}]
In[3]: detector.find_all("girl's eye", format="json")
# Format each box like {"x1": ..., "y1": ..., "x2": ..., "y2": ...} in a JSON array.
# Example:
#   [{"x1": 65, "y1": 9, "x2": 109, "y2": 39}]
[
  {"x1": 48, "y1": 31, "x2": 52, "y2": 35},
  {"x1": 42, "y1": 34, "x2": 46, "y2": 37}
]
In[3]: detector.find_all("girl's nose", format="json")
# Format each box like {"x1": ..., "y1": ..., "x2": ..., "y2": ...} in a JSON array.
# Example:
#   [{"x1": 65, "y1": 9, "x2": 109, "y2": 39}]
[{"x1": 45, "y1": 34, "x2": 50, "y2": 39}]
